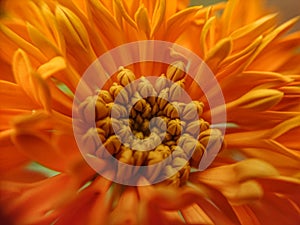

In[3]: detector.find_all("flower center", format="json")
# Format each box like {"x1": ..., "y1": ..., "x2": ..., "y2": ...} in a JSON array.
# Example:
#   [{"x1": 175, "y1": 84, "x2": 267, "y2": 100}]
[{"x1": 79, "y1": 63, "x2": 223, "y2": 187}]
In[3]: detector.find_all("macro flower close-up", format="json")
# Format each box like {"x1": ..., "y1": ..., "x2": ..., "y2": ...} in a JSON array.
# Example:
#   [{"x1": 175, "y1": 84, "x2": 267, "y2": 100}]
[{"x1": 0, "y1": 0, "x2": 300, "y2": 224}]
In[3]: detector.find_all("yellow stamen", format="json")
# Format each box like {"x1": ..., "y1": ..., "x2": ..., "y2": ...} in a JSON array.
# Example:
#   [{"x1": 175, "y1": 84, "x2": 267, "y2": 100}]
[
  {"x1": 80, "y1": 65, "x2": 222, "y2": 187},
  {"x1": 166, "y1": 61, "x2": 186, "y2": 82}
]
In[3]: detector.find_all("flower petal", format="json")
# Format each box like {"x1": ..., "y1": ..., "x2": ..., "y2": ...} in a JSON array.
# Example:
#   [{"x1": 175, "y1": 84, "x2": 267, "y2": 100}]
[
  {"x1": 13, "y1": 49, "x2": 52, "y2": 111},
  {"x1": 114, "y1": 0, "x2": 137, "y2": 29},
  {"x1": 264, "y1": 115, "x2": 300, "y2": 139},
  {"x1": 231, "y1": 13, "x2": 277, "y2": 50},
  {"x1": 181, "y1": 204, "x2": 214, "y2": 224},
  {"x1": 37, "y1": 56, "x2": 67, "y2": 79},
  {"x1": 233, "y1": 205, "x2": 261, "y2": 225},
  {"x1": 249, "y1": 194, "x2": 300, "y2": 225},
  {"x1": 0, "y1": 133, "x2": 29, "y2": 174},
  {"x1": 0, "y1": 174, "x2": 77, "y2": 225},
  {"x1": 151, "y1": 0, "x2": 166, "y2": 37},
  {"x1": 205, "y1": 37, "x2": 232, "y2": 72},
  {"x1": 220, "y1": 0, "x2": 265, "y2": 36},
  {"x1": 0, "y1": 81, "x2": 37, "y2": 110},
  {"x1": 108, "y1": 188, "x2": 139, "y2": 225},
  {"x1": 27, "y1": 23, "x2": 61, "y2": 59},
  {"x1": 55, "y1": 176, "x2": 111, "y2": 225},
  {"x1": 88, "y1": 0, "x2": 123, "y2": 47},
  {"x1": 246, "y1": 16, "x2": 300, "y2": 68},
  {"x1": 200, "y1": 16, "x2": 216, "y2": 58},
  {"x1": 166, "y1": 5, "x2": 203, "y2": 42},
  {"x1": 0, "y1": 23, "x2": 47, "y2": 64},
  {"x1": 190, "y1": 159, "x2": 279, "y2": 204},
  {"x1": 55, "y1": 5, "x2": 90, "y2": 51},
  {"x1": 12, "y1": 130, "x2": 67, "y2": 171},
  {"x1": 135, "y1": 4, "x2": 151, "y2": 38},
  {"x1": 227, "y1": 89, "x2": 283, "y2": 111}
]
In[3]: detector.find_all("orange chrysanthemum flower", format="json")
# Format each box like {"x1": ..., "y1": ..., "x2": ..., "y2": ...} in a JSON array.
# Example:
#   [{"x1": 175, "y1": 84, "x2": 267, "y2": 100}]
[{"x1": 0, "y1": 0, "x2": 300, "y2": 225}]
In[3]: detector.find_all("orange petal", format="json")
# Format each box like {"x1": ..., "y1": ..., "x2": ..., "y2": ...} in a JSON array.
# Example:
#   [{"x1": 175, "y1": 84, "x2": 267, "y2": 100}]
[
  {"x1": 220, "y1": 0, "x2": 266, "y2": 36},
  {"x1": 0, "y1": 81, "x2": 37, "y2": 110},
  {"x1": 108, "y1": 187, "x2": 139, "y2": 225},
  {"x1": 265, "y1": 115, "x2": 300, "y2": 139},
  {"x1": 230, "y1": 13, "x2": 277, "y2": 50},
  {"x1": 233, "y1": 205, "x2": 261, "y2": 225},
  {"x1": 167, "y1": 6, "x2": 203, "y2": 41},
  {"x1": 227, "y1": 89, "x2": 283, "y2": 111},
  {"x1": 55, "y1": 176, "x2": 111, "y2": 225},
  {"x1": 199, "y1": 16, "x2": 216, "y2": 58},
  {"x1": 237, "y1": 147, "x2": 300, "y2": 175},
  {"x1": 249, "y1": 194, "x2": 300, "y2": 225},
  {"x1": 181, "y1": 204, "x2": 214, "y2": 224},
  {"x1": 0, "y1": 58, "x2": 14, "y2": 82},
  {"x1": 0, "y1": 173, "x2": 77, "y2": 225},
  {"x1": 151, "y1": 0, "x2": 166, "y2": 37},
  {"x1": 13, "y1": 49, "x2": 52, "y2": 111},
  {"x1": 135, "y1": 4, "x2": 151, "y2": 38},
  {"x1": 55, "y1": 5, "x2": 90, "y2": 51},
  {"x1": 190, "y1": 159, "x2": 279, "y2": 204},
  {"x1": 249, "y1": 32, "x2": 300, "y2": 71},
  {"x1": 12, "y1": 130, "x2": 67, "y2": 171},
  {"x1": 88, "y1": 0, "x2": 123, "y2": 47},
  {"x1": 176, "y1": 0, "x2": 189, "y2": 10},
  {"x1": 257, "y1": 176, "x2": 300, "y2": 199},
  {"x1": 0, "y1": 142, "x2": 29, "y2": 174},
  {"x1": 0, "y1": 109, "x2": 31, "y2": 130},
  {"x1": 37, "y1": 56, "x2": 67, "y2": 79},
  {"x1": 205, "y1": 37, "x2": 232, "y2": 72},
  {"x1": 27, "y1": 23, "x2": 61, "y2": 59},
  {"x1": 0, "y1": 23, "x2": 47, "y2": 64},
  {"x1": 12, "y1": 110, "x2": 53, "y2": 131},
  {"x1": 246, "y1": 16, "x2": 300, "y2": 68},
  {"x1": 114, "y1": 0, "x2": 137, "y2": 29}
]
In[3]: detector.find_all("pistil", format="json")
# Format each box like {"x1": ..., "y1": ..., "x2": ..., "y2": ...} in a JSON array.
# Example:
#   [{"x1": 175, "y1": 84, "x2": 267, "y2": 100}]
[{"x1": 79, "y1": 63, "x2": 223, "y2": 187}]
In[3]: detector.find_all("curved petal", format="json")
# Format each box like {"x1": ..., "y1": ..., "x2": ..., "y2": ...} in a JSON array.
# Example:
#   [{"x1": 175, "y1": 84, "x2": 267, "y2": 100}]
[
  {"x1": 0, "y1": 174, "x2": 77, "y2": 225},
  {"x1": 13, "y1": 50, "x2": 52, "y2": 111},
  {"x1": 108, "y1": 187, "x2": 139, "y2": 225},
  {"x1": 12, "y1": 130, "x2": 67, "y2": 172},
  {"x1": 190, "y1": 159, "x2": 279, "y2": 204},
  {"x1": 54, "y1": 176, "x2": 111, "y2": 225},
  {"x1": 0, "y1": 81, "x2": 38, "y2": 110}
]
